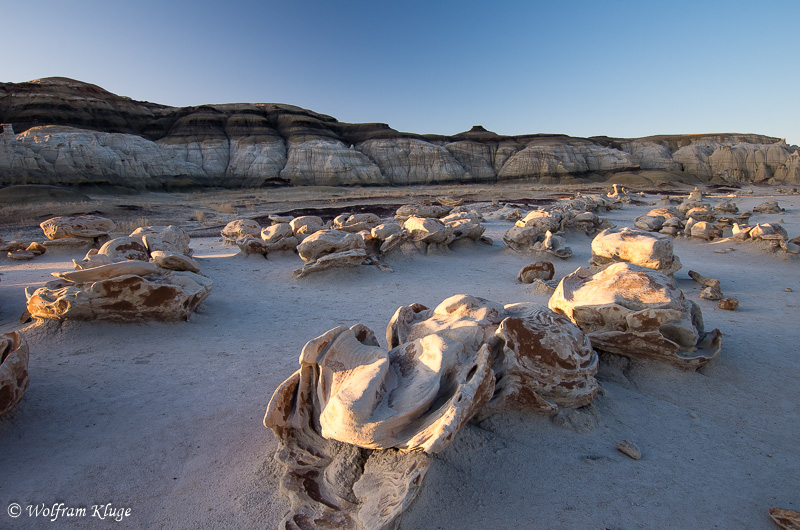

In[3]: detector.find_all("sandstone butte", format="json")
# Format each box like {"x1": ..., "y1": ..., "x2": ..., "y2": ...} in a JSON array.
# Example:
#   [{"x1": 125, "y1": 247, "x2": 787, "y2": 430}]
[{"x1": 1, "y1": 77, "x2": 798, "y2": 190}]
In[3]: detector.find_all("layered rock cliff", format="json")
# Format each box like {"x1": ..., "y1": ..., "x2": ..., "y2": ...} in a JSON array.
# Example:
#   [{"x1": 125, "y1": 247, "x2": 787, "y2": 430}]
[{"x1": 1, "y1": 77, "x2": 797, "y2": 189}]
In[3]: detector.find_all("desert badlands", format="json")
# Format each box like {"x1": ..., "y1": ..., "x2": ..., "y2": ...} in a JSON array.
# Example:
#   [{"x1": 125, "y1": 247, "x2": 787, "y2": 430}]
[
  {"x1": 0, "y1": 182, "x2": 797, "y2": 529},
  {"x1": 0, "y1": 77, "x2": 799, "y2": 529}
]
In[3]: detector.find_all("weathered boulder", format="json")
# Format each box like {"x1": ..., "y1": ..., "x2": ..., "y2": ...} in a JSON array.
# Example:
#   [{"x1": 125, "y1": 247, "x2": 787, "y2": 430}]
[
  {"x1": 548, "y1": 263, "x2": 722, "y2": 369},
  {"x1": 750, "y1": 223, "x2": 788, "y2": 240},
  {"x1": 221, "y1": 219, "x2": 261, "y2": 243},
  {"x1": 235, "y1": 238, "x2": 269, "y2": 256},
  {"x1": 689, "y1": 221, "x2": 723, "y2": 240},
  {"x1": 53, "y1": 260, "x2": 159, "y2": 282},
  {"x1": 634, "y1": 214, "x2": 666, "y2": 232},
  {"x1": 685, "y1": 207, "x2": 716, "y2": 222},
  {"x1": 40, "y1": 215, "x2": 116, "y2": 240},
  {"x1": 333, "y1": 213, "x2": 381, "y2": 233},
  {"x1": 150, "y1": 250, "x2": 201, "y2": 272},
  {"x1": 403, "y1": 216, "x2": 454, "y2": 245},
  {"x1": 7, "y1": 250, "x2": 35, "y2": 260},
  {"x1": 26, "y1": 270, "x2": 212, "y2": 322},
  {"x1": 130, "y1": 225, "x2": 191, "y2": 256},
  {"x1": 41, "y1": 238, "x2": 93, "y2": 253},
  {"x1": 515, "y1": 210, "x2": 564, "y2": 233},
  {"x1": 395, "y1": 203, "x2": 452, "y2": 221},
  {"x1": 297, "y1": 229, "x2": 365, "y2": 262},
  {"x1": 752, "y1": 200, "x2": 783, "y2": 213},
  {"x1": 289, "y1": 216, "x2": 324, "y2": 236},
  {"x1": 590, "y1": 227, "x2": 682, "y2": 275},
  {"x1": 518, "y1": 261, "x2": 555, "y2": 283},
  {"x1": 98, "y1": 236, "x2": 149, "y2": 261},
  {"x1": 533, "y1": 230, "x2": 572, "y2": 259},
  {"x1": 261, "y1": 223, "x2": 298, "y2": 252},
  {"x1": 0, "y1": 332, "x2": 29, "y2": 418},
  {"x1": 386, "y1": 295, "x2": 598, "y2": 415},
  {"x1": 714, "y1": 200, "x2": 739, "y2": 214}
]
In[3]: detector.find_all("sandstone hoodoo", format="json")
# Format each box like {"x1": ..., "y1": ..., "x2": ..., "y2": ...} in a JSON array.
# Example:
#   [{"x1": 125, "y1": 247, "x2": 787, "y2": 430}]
[{"x1": 1, "y1": 77, "x2": 798, "y2": 189}]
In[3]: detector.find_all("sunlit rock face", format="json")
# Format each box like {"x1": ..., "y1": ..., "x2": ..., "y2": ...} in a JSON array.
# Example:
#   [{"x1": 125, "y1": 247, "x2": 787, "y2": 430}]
[{"x1": 1, "y1": 77, "x2": 797, "y2": 187}]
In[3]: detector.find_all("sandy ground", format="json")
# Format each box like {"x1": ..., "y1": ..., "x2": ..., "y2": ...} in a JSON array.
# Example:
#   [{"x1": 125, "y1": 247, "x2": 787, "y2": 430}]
[{"x1": 0, "y1": 186, "x2": 798, "y2": 528}]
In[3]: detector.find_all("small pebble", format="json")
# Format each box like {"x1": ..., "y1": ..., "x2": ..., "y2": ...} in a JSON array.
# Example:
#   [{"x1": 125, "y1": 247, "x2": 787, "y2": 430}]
[
  {"x1": 786, "y1": 288, "x2": 793, "y2": 292},
  {"x1": 717, "y1": 297, "x2": 739, "y2": 311},
  {"x1": 616, "y1": 439, "x2": 642, "y2": 460}
]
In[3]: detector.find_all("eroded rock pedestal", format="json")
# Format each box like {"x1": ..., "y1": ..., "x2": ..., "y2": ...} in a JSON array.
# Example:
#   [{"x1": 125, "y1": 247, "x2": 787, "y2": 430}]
[{"x1": 265, "y1": 294, "x2": 598, "y2": 528}]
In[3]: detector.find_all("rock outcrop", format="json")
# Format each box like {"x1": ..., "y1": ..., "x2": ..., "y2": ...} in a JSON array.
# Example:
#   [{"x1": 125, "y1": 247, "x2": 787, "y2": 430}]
[
  {"x1": 1, "y1": 78, "x2": 797, "y2": 188},
  {"x1": 0, "y1": 332, "x2": 29, "y2": 418}
]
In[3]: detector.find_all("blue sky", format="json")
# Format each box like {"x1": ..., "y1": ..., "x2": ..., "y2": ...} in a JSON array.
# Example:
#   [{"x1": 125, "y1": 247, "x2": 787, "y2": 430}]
[{"x1": 4, "y1": 0, "x2": 799, "y2": 144}]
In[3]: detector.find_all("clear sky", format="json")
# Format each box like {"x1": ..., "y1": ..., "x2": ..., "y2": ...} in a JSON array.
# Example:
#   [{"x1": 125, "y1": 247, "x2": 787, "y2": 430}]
[{"x1": 4, "y1": 0, "x2": 799, "y2": 144}]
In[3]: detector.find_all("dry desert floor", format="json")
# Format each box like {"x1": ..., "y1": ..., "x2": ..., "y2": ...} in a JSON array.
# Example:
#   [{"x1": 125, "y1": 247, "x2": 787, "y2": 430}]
[{"x1": 0, "y1": 183, "x2": 798, "y2": 529}]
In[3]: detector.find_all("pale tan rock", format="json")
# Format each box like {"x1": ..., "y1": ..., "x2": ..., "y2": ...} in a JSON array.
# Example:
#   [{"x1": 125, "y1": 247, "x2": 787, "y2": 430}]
[
  {"x1": 515, "y1": 210, "x2": 564, "y2": 233},
  {"x1": 150, "y1": 250, "x2": 201, "y2": 272},
  {"x1": 0, "y1": 240, "x2": 28, "y2": 252},
  {"x1": 297, "y1": 229, "x2": 365, "y2": 262},
  {"x1": 98, "y1": 237, "x2": 149, "y2": 261},
  {"x1": 387, "y1": 295, "x2": 598, "y2": 415},
  {"x1": 8, "y1": 250, "x2": 35, "y2": 260},
  {"x1": 769, "y1": 508, "x2": 800, "y2": 530},
  {"x1": 677, "y1": 200, "x2": 710, "y2": 215},
  {"x1": 548, "y1": 263, "x2": 722, "y2": 369},
  {"x1": 53, "y1": 260, "x2": 160, "y2": 282},
  {"x1": 688, "y1": 270, "x2": 721, "y2": 289},
  {"x1": 731, "y1": 223, "x2": 753, "y2": 241},
  {"x1": 130, "y1": 225, "x2": 191, "y2": 256},
  {"x1": 688, "y1": 187, "x2": 704, "y2": 201},
  {"x1": 371, "y1": 222, "x2": 402, "y2": 240},
  {"x1": 73, "y1": 253, "x2": 114, "y2": 270},
  {"x1": 714, "y1": 200, "x2": 739, "y2": 214},
  {"x1": 518, "y1": 261, "x2": 555, "y2": 283},
  {"x1": 293, "y1": 249, "x2": 367, "y2": 277},
  {"x1": 268, "y1": 215, "x2": 294, "y2": 224},
  {"x1": 40, "y1": 215, "x2": 116, "y2": 240},
  {"x1": 689, "y1": 221, "x2": 723, "y2": 240},
  {"x1": 289, "y1": 216, "x2": 323, "y2": 236},
  {"x1": 634, "y1": 214, "x2": 665, "y2": 232},
  {"x1": 533, "y1": 230, "x2": 572, "y2": 259},
  {"x1": 753, "y1": 200, "x2": 783, "y2": 213},
  {"x1": 750, "y1": 223, "x2": 788, "y2": 240},
  {"x1": 26, "y1": 242, "x2": 46, "y2": 255},
  {"x1": 395, "y1": 203, "x2": 451, "y2": 221},
  {"x1": 591, "y1": 227, "x2": 682, "y2": 275},
  {"x1": 699, "y1": 286, "x2": 724, "y2": 300},
  {"x1": 0, "y1": 332, "x2": 29, "y2": 418},
  {"x1": 616, "y1": 439, "x2": 642, "y2": 460},
  {"x1": 445, "y1": 217, "x2": 485, "y2": 242},
  {"x1": 221, "y1": 219, "x2": 261, "y2": 243},
  {"x1": 685, "y1": 207, "x2": 716, "y2": 222},
  {"x1": 236, "y1": 238, "x2": 269, "y2": 256},
  {"x1": 27, "y1": 270, "x2": 212, "y2": 322},
  {"x1": 260, "y1": 223, "x2": 298, "y2": 251},
  {"x1": 40, "y1": 238, "x2": 93, "y2": 253},
  {"x1": 403, "y1": 216, "x2": 454, "y2": 245},
  {"x1": 333, "y1": 213, "x2": 381, "y2": 233},
  {"x1": 485, "y1": 304, "x2": 598, "y2": 416},
  {"x1": 717, "y1": 297, "x2": 739, "y2": 310}
]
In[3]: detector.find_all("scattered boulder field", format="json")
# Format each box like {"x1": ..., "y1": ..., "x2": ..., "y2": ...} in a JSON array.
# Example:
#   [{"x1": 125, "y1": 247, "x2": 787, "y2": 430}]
[{"x1": 0, "y1": 183, "x2": 797, "y2": 528}]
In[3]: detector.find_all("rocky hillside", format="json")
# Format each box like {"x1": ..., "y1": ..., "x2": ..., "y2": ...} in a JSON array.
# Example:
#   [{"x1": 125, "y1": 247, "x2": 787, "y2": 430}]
[{"x1": 1, "y1": 77, "x2": 798, "y2": 189}]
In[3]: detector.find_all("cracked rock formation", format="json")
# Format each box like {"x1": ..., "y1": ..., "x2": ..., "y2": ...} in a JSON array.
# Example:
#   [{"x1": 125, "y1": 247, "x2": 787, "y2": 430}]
[
  {"x1": 0, "y1": 332, "x2": 29, "y2": 418},
  {"x1": 265, "y1": 294, "x2": 599, "y2": 528},
  {"x1": 1, "y1": 78, "x2": 798, "y2": 188},
  {"x1": 549, "y1": 263, "x2": 722, "y2": 369}
]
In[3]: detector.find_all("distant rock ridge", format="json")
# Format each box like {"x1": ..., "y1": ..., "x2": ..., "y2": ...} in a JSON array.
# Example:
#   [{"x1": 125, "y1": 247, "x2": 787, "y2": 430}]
[{"x1": 0, "y1": 77, "x2": 798, "y2": 189}]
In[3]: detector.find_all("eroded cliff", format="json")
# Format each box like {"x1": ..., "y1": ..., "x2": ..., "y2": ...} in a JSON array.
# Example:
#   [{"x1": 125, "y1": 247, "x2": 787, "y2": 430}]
[{"x1": 1, "y1": 77, "x2": 797, "y2": 188}]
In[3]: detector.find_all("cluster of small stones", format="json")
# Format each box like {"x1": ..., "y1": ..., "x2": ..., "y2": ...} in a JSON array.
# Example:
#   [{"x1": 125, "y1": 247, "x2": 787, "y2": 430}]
[
  {"x1": 502, "y1": 192, "x2": 621, "y2": 259},
  {"x1": 222, "y1": 198, "x2": 492, "y2": 277},
  {"x1": 634, "y1": 188, "x2": 799, "y2": 253}
]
